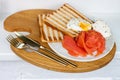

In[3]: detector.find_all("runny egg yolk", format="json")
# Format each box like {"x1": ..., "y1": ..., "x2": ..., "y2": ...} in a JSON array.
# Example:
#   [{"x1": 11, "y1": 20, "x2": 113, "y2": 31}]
[{"x1": 79, "y1": 22, "x2": 91, "y2": 31}]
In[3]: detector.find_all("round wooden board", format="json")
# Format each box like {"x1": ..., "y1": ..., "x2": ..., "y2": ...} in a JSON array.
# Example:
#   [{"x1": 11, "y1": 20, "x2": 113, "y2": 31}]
[{"x1": 4, "y1": 9, "x2": 116, "y2": 73}]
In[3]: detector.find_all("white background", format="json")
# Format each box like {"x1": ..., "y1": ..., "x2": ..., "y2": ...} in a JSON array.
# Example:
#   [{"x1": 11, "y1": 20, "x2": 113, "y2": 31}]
[{"x1": 0, "y1": 0, "x2": 120, "y2": 80}]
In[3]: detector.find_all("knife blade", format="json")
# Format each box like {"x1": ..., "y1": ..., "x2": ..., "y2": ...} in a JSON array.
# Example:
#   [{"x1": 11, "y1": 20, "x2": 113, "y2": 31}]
[
  {"x1": 14, "y1": 32, "x2": 77, "y2": 67},
  {"x1": 14, "y1": 32, "x2": 40, "y2": 47}
]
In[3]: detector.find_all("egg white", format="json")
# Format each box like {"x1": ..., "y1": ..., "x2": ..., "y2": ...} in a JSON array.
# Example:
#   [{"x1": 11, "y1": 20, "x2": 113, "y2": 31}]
[{"x1": 67, "y1": 18, "x2": 91, "y2": 32}]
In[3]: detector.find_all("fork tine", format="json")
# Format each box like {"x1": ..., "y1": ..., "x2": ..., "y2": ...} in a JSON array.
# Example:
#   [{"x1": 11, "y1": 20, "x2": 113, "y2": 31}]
[
  {"x1": 6, "y1": 35, "x2": 14, "y2": 46},
  {"x1": 6, "y1": 35, "x2": 19, "y2": 47}
]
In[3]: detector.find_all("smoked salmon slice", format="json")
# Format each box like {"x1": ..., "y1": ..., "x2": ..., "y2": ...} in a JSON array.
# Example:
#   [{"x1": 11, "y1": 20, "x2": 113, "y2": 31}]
[
  {"x1": 76, "y1": 30, "x2": 105, "y2": 56},
  {"x1": 62, "y1": 35, "x2": 87, "y2": 57}
]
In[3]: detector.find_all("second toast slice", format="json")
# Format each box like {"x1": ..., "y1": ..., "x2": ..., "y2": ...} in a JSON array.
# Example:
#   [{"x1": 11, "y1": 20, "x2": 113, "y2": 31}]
[{"x1": 38, "y1": 14, "x2": 63, "y2": 42}]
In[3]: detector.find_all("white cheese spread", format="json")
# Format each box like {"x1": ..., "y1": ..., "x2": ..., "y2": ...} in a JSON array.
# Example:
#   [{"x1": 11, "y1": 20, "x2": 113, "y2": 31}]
[{"x1": 92, "y1": 20, "x2": 111, "y2": 39}]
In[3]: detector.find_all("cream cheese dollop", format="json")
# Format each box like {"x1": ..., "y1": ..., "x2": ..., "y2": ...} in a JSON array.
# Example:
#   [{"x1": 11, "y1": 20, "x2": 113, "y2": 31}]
[{"x1": 92, "y1": 20, "x2": 112, "y2": 39}]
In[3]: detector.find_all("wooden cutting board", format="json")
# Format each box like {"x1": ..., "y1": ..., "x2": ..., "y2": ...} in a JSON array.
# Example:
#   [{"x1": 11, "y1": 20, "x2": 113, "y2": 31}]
[{"x1": 4, "y1": 9, "x2": 116, "y2": 73}]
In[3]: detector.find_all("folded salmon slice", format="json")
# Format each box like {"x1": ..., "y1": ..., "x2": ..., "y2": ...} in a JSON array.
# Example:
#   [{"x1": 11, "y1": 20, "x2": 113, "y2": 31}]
[
  {"x1": 62, "y1": 35, "x2": 87, "y2": 57},
  {"x1": 76, "y1": 30, "x2": 105, "y2": 56}
]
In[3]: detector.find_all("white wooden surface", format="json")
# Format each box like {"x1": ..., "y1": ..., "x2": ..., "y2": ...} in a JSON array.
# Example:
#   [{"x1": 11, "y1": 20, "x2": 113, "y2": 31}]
[{"x1": 0, "y1": 0, "x2": 120, "y2": 80}]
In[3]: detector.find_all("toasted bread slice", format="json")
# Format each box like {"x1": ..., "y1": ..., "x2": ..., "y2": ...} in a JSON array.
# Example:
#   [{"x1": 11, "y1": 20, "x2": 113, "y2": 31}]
[
  {"x1": 38, "y1": 14, "x2": 63, "y2": 42},
  {"x1": 45, "y1": 3, "x2": 94, "y2": 37}
]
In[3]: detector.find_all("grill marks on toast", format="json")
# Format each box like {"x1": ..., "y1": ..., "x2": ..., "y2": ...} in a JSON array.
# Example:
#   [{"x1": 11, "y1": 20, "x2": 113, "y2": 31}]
[
  {"x1": 38, "y1": 14, "x2": 63, "y2": 42},
  {"x1": 45, "y1": 3, "x2": 93, "y2": 37}
]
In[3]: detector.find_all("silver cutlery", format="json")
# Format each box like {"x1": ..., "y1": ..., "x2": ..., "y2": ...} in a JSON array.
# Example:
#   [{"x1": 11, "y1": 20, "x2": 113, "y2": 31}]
[
  {"x1": 14, "y1": 32, "x2": 77, "y2": 68},
  {"x1": 6, "y1": 34, "x2": 77, "y2": 67}
]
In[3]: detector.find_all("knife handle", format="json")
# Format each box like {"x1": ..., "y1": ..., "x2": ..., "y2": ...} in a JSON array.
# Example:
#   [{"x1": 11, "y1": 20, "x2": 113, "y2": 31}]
[
  {"x1": 40, "y1": 46, "x2": 77, "y2": 68},
  {"x1": 30, "y1": 48, "x2": 69, "y2": 66}
]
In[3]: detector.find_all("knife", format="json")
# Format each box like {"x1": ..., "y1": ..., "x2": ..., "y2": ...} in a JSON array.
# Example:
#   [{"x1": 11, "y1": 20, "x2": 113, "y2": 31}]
[{"x1": 14, "y1": 32, "x2": 77, "y2": 67}]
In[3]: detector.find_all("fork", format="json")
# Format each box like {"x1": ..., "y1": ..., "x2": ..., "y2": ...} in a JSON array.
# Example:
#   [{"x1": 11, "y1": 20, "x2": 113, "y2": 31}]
[{"x1": 6, "y1": 35, "x2": 76, "y2": 67}]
